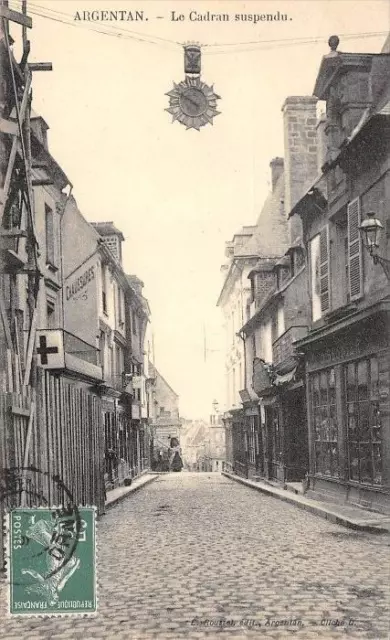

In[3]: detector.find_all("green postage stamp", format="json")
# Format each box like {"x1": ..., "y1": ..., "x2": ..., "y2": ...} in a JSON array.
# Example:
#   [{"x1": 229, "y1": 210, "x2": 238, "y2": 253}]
[{"x1": 7, "y1": 507, "x2": 97, "y2": 616}]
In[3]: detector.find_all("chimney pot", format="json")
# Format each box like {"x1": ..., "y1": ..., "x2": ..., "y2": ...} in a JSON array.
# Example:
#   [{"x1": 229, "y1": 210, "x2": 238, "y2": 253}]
[
  {"x1": 328, "y1": 35, "x2": 340, "y2": 52},
  {"x1": 270, "y1": 157, "x2": 284, "y2": 191}
]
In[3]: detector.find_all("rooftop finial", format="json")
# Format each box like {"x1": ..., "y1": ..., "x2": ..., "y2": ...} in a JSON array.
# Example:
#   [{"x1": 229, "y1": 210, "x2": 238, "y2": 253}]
[{"x1": 328, "y1": 35, "x2": 340, "y2": 52}]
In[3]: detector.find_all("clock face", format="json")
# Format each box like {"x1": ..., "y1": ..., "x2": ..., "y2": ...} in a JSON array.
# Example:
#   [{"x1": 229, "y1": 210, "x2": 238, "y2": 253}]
[
  {"x1": 166, "y1": 76, "x2": 221, "y2": 130},
  {"x1": 179, "y1": 87, "x2": 208, "y2": 117}
]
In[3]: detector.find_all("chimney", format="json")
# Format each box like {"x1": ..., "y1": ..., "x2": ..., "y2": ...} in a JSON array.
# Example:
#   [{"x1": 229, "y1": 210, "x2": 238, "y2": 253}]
[
  {"x1": 282, "y1": 96, "x2": 318, "y2": 242},
  {"x1": 270, "y1": 157, "x2": 284, "y2": 191},
  {"x1": 316, "y1": 113, "x2": 327, "y2": 172}
]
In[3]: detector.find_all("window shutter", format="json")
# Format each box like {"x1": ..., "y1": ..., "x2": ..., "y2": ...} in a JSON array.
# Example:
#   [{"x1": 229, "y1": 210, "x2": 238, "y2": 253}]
[
  {"x1": 319, "y1": 225, "x2": 330, "y2": 313},
  {"x1": 348, "y1": 197, "x2": 363, "y2": 301}
]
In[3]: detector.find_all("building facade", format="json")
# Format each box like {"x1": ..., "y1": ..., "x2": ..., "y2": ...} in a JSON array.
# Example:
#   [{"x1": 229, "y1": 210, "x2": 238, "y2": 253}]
[
  {"x1": 149, "y1": 363, "x2": 181, "y2": 470},
  {"x1": 219, "y1": 96, "x2": 319, "y2": 484},
  {"x1": 290, "y1": 36, "x2": 390, "y2": 513}
]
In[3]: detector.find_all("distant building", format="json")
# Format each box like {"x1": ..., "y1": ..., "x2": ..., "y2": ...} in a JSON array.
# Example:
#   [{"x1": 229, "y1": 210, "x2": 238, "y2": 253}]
[
  {"x1": 148, "y1": 364, "x2": 181, "y2": 469},
  {"x1": 218, "y1": 96, "x2": 319, "y2": 484}
]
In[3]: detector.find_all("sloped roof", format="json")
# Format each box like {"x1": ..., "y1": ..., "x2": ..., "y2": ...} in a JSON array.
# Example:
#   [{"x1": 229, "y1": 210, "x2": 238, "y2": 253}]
[
  {"x1": 237, "y1": 172, "x2": 290, "y2": 258},
  {"x1": 149, "y1": 363, "x2": 179, "y2": 398},
  {"x1": 91, "y1": 221, "x2": 125, "y2": 240}
]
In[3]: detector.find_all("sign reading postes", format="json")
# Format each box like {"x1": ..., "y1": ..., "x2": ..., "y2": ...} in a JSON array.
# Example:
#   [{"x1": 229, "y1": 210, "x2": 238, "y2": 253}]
[{"x1": 36, "y1": 330, "x2": 65, "y2": 369}]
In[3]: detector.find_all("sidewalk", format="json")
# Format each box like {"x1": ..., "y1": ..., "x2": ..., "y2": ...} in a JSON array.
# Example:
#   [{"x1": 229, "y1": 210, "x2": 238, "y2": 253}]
[
  {"x1": 105, "y1": 472, "x2": 159, "y2": 510},
  {"x1": 223, "y1": 471, "x2": 390, "y2": 533}
]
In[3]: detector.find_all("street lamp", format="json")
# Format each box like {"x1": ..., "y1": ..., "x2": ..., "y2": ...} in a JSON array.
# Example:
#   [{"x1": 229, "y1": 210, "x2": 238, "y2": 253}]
[{"x1": 359, "y1": 211, "x2": 390, "y2": 280}]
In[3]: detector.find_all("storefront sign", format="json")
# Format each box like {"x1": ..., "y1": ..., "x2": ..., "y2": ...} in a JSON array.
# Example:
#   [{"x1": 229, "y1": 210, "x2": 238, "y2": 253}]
[
  {"x1": 66, "y1": 266, "x2": 95, "y2": 302},
  {"x1": 64, "y1": 256, "x2": 99, "y2": 347}
]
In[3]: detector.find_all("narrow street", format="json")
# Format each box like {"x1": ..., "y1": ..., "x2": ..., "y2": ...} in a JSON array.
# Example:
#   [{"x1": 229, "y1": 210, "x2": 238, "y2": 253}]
[{"x1": 0, "y1": 473, "x2": 389, "y2": 639}]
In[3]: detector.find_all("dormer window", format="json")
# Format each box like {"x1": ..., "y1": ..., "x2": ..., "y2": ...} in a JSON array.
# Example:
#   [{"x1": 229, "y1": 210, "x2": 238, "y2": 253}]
[{"x1": 275, "y1": 260, "x2": 290, "y2": 289}]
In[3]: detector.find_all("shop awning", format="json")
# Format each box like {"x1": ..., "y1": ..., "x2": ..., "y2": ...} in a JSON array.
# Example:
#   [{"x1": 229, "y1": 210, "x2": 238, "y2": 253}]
[{"x1": 274, "y1": 367, "x2": 297, "y2": 387}]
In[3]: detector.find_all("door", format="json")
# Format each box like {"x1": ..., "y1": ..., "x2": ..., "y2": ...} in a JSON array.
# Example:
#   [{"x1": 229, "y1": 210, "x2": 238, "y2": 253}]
[
  {"x1": 285, "y1": 389, "x2": 308, "y2": 481},
  {"x1": 266, "y1": 405, "x2": 281, "y2": 481}
]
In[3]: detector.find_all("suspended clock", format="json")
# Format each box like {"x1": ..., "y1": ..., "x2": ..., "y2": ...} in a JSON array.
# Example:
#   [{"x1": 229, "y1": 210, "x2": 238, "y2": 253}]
[{"x1": 165, "y1": 44, "x2": 221, "y2": 130}]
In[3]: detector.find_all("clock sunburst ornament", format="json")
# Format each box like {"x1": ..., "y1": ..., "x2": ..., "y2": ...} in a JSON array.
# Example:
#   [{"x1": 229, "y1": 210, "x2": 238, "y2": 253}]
[{"x1": 165, "y1": 44, "x2": 221, "y2": 131}]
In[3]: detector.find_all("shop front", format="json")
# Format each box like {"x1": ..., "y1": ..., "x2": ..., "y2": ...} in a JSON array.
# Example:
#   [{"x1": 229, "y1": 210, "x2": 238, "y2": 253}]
[
  {"x1": 254, "y1": 356, "x2": 308, "y2": 485},
  {"x1": 299, "y1": 306, "x2": 390, "y2": 513},
  {"x1": 231, "y1": 408, "x2": 247, "y2": 478}
]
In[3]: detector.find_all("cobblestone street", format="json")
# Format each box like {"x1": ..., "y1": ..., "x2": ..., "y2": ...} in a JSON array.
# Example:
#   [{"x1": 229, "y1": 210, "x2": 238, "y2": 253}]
[{"x1": 0, "y1": 473, "x2": 389, "y2": 639}]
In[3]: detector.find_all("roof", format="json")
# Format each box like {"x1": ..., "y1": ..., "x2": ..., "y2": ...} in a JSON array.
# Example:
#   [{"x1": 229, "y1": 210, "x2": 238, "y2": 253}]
[
  {"x1": 240, "y1": 285, "x2": 279, "y2": 335},
  {"x1": 237, "y1": 172, "x2": 289, "y2": 258},
  {"x1": 289, "y1": 174, "x2": 328, "y2": 219},
  {"x1": 127, "y1": 274, "x2": 144, "y2": 288},
  {"x1": 217, "y1": 170, "x2": 289, "y2": 307},
  {"x1": 149, "y1": 363, "x2": 179, "y2": 399},
  {"x1": 91, "y1": 221, "x2": 125, "y2": 241}
]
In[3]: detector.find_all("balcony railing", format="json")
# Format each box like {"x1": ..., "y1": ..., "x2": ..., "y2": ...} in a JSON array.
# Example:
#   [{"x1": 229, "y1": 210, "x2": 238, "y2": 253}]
[{"x1": 272, "y1": 325, "x2": 308, "y2": 367}]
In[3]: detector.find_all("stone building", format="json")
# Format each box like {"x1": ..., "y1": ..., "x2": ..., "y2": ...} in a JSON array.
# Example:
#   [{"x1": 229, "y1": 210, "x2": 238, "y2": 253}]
[
  {"x1": 148, "y1": 363, "x2": 181, "y2": 469},
  {"x1": 82, "y1": 222, "x2": 152, "y2": 487},
  {"x1": 289, "y1": 36, "x2": 390, "y2": 513},
  {"x1": 219, "y1": 96, "x2": 319, "y2": 484}
]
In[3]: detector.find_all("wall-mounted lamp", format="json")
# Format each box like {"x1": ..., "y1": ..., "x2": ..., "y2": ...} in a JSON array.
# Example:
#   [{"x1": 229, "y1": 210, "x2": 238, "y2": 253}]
[{"x1": 359, "y1": 211, "x2": 390, "y2": 280}]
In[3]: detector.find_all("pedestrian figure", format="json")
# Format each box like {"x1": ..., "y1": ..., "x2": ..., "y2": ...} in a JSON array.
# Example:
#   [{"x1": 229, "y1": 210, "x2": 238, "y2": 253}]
[{"x1": 168, "y1": 437, "x2": 183, "y2": 472}]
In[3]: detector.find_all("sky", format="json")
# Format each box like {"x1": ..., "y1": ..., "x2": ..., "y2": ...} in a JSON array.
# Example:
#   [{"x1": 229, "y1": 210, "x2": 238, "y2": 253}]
[{"x1": 9, "y1": 0, "x2": 389, "y2": 418}]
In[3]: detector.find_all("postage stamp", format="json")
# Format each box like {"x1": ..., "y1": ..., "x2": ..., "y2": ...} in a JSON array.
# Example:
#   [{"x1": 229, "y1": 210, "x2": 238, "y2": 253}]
[{"x1": 7, "y1": 506, "x2": 97, "y2": 616}]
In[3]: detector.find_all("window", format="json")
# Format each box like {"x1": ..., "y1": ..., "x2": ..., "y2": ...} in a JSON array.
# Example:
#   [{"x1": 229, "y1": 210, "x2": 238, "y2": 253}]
[
  {"x1": 261, "y1": 320, "x2": 273, "y2": 363},
  {"x1": 295, "y1": 248, "x2": 305, "y2": 272},
  {"x1": 277, "y1": 304, "x2": 285, "y2": 338},
  {"x1": 101, "y1": 266, "x2": 107, "y2": 314},
  {"x1": 345, "y1": 357, "x2": 382, "y2": 485},
  {"x1": 132, "y1": 310, "x2": 137, "y2": 335},
  {"x1": 310, "y1": 234, "x2": 321, "y2": 321},
  {"x1": 99, "y1": 331, "x2": 105, "y2": 372},
  {"x1": 311, "y1": 368, "x2": 338, "y2": 477},
  {"x1": 45, "y1": 204, "x2": 55, "y2": 267},
  {"x1": 47, "y1": 302, "x2": 55, "y2": 329},
  {"x1": 344, "y1": 235, "x2": 350, "y2": 304},
  {"x1": 118, "y1": 288, "x2": 125, "y2": 327}
]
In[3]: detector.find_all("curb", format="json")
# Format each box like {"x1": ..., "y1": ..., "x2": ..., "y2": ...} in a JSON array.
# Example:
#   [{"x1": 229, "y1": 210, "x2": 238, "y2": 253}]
[
  {"x1": 105, "y1": 474, "x2": 159, "y2": 510},
  {"x1": 222, "y1": 472, "x2": 390, "y2": 534}
]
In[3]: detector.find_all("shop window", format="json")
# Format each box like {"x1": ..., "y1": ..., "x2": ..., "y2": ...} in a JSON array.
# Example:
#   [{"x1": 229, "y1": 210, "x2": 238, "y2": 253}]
[
  {"x1": 345, "y1": 357, "x2": 382, "y2": 485},
  {"x1": 311, "y1": 368, "x2": 339, "y2": 477}
]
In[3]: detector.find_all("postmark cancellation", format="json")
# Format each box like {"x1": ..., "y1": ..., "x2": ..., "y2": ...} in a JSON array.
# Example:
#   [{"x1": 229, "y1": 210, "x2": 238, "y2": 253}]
[{"x1": 5, "y1": 506, "x2": 97, "y2": 616}]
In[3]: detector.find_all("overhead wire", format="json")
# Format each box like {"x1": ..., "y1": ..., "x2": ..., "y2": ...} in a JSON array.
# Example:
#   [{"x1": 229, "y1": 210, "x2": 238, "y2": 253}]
[{"x1": 9, "y1": 1, "x2": 388, "y2": 54}]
